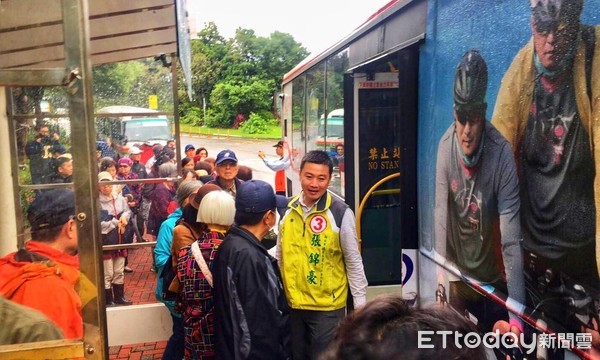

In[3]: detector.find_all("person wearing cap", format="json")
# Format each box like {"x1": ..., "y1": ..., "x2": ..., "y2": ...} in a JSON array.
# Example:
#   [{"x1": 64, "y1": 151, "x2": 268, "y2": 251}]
[
  {"x1": 0, "y1": 189, "x2": 85, "y2": 338},
  {"x1": 207, "y1": 149, "x2": 243, "y2": 196},
  {"x1": 258, "y1": 140, "x2": 290, "y2": 196},
  {"x1": 48, "y1": 154, "x2": 73, "y2": 184},
  {"x1": 213, "y1": 180, "x2": 291, "y2": 359},
  {"x1": 128, "y1": 146, "x2": 147, "y2": 180},
  {"x1": 184, "y1": 144, "x2": 196, "y2": 159},
  {"x1": 176, "y1": 190, "x2": 235, "y2": 359},
  {"x1": 98, "y1": 171, "x2": 133, "y2": 306},
  {"x1": 491, "y1": 0, "x2": 600, "y2": 344},
  {"x1": 154, "y1": 179, "x2": 203, "y2": 360},
  {"x1": 276, "y1": 150, "x2": 368, "y2": 360},
  {"x1": 435, "y1": 50, "x2": 525, "y2": 336}
]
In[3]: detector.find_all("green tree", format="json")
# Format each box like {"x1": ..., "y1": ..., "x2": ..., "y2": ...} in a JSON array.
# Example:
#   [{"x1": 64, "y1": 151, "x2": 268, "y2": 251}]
[
  {"x1": 189, "y1": 22, "x2": 228, "y2": 106},
  {"x1": 206, "y1": 79, "x2": 274, "y2": 127},
  {"x1": 93, "y1": 59, "x2": 173, "y2": 112},
  {"x1": 257, "y1": 31, "x2": 309, "y2": 89}
]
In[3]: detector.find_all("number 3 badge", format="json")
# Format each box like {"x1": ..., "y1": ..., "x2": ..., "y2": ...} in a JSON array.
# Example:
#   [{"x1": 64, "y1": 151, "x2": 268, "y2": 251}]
[{"x1": 309, "y1": 215, "x2": 327, "y2": 234}]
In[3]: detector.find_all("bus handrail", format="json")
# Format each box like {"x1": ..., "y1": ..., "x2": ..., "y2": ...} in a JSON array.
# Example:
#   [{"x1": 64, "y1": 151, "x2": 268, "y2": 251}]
[
  {"x1": 19, "y1": 177, "x2": 182, "y2": 191},
  {"x1": 356, "y1": 172, "x2": 401, "y2": 251},
  {"x1": 102, "y1": 242, "x2": 157, "y2": 251}
]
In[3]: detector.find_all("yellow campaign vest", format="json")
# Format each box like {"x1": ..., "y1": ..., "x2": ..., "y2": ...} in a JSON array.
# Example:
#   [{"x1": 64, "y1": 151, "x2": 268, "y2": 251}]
[{"x1": 279, "y1": 192, "x2": 348, "y2": 311}]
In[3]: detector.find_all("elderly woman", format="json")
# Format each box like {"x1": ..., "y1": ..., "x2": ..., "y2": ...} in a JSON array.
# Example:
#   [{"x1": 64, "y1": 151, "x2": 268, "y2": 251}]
[
  {"x1": 98, "y1": 171, "x2": 132, "y2": 306},
  {"x1": 154, "y1": 179, "x2": 203, "y2": 360},
  {"x1": 166, "y1": 183, "x2": 221, "y2": 297},
  {"x1": 176, "y1": 190, "x2": 235, "y2": 359}
]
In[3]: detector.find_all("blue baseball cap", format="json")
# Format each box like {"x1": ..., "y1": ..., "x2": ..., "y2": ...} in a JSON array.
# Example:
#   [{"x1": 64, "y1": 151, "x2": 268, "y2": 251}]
[
  {"x1": 185, "y1": 144, "x2": 195, "y2": 151},
  {"x1": 215, "y1": 149, "x2": 238, "y2": 165},
  {"x1": 28, "y1": 189, "x2": 76, "y2": 231},
  {"x1": 236, "y1": 180, "x2": 288, "y2": 213}
]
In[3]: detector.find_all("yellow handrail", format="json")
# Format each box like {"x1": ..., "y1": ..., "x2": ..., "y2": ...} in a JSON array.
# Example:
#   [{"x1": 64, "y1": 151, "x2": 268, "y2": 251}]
[{"x1": 356, "y1": 173, "x2": 401, "y2": 251}]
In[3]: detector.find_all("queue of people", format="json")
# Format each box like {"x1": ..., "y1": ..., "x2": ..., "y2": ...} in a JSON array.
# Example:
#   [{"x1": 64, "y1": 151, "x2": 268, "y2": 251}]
[{"x1": 145, "y1": 147, "x2": 371, "y2": 360}]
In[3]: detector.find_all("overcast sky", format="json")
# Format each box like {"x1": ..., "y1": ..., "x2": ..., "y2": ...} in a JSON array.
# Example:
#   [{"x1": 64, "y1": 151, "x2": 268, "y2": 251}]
[{"x1": 187, "y1": 0, "x2": 392, "y2": 56}]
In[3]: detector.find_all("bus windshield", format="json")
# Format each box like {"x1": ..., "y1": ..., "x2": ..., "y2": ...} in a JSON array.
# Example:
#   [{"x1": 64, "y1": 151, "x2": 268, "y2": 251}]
[
  {"x1": 318, "y1": 120, "x2": 344, "y2": 138},
  {"x1": 123, "y1": 118, "x2": 171, "y2": 142}
]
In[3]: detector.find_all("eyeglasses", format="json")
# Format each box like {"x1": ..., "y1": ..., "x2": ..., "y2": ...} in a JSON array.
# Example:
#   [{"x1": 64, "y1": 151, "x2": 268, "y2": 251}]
[
  {"x1": 218, "y1": 162, "x2": 237, "y2": 168},
  {"x1": 456, "y1": 112, "x2": 485, "y2": 126},
  {"x1": 534, "y1": 20, "x2": 571, "y2": 36},
  {"x1": 455, "y1": 104, "x2": 486, "y2": 126}
]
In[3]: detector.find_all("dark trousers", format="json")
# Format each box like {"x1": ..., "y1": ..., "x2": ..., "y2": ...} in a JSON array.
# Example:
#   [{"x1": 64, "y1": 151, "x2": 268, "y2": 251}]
[
  {"x1": 290, "y1": 308, "x2": 345, "y2": 360},
  {"x1": 162, "y1": 313, "x2": 184, "y2": 360}
]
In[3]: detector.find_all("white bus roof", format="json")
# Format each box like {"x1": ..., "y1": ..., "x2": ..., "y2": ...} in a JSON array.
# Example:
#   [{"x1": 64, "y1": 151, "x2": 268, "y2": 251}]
[
  {"x1": 328, "y1": 109, "x2": 344, "y2": 118},
  {"x1": 97, "y1": 106, "x2": 158, "y2": 114}
]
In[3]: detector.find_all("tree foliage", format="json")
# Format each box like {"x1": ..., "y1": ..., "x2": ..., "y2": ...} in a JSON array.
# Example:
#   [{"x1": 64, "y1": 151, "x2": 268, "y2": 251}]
[
  {"x1": 179, "y1": 23, "x2": 309, "y2": 127},
  {"x1": 205, "y1": 79, "x2": 275, "y2": 127},
  {"x1": 93, "y1": 59, "x2": 173, "y2": 111}
]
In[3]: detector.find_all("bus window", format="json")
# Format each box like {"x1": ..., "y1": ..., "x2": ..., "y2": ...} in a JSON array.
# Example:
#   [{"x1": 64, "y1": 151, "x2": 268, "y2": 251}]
[
  {"x1": 305, "y1": 65, "x2": 325, "y2": 158},
  {"x1": 96, "y1": 106, "x2": 173, "y2": 155},
  {"x1": 317, "y1": 109, "x2": 344, "y2": 197},
  {"x1": 123, "y1": 118, "x2": 171, "y2": 145}
]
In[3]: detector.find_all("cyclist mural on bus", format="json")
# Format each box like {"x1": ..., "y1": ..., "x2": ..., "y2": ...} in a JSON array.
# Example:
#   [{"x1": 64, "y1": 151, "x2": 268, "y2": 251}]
[
  {"x1": 435, "y1": 50, "x2": 526, "y2": 336},
  {"x1": 432, "y1": 0, "x2": 600, "y2": 356},
  {"x1": 492, "y1": 0, "x2": 600, "y2": 351}
]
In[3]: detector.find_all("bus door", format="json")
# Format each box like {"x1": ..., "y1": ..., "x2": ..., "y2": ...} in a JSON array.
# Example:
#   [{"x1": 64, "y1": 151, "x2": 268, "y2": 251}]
[{"x1": 350, "y1": 62, "x2": 419, "y2": 298}]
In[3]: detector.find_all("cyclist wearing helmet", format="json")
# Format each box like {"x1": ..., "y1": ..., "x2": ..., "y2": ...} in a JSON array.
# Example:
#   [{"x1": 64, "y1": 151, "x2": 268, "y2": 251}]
[
  {"x1": 492, "y1": 0, "x2": 600, "y2": 293},
  {"x1": 435, "y1": 50, "x2": 526, "y2": 334}
]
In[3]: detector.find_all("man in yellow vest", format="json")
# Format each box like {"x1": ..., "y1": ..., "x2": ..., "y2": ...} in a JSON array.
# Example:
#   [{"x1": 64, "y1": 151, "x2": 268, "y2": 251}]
[
  {"x1": 276, "y1": 150, "x2": 368, "y2": 360},
  {"x1": 258, "y1": 140, "x2": 289, "y2": 196}
]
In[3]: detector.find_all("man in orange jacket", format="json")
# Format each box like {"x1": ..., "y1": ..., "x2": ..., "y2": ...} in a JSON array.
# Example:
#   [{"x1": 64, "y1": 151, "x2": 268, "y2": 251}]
[{"x1": 0, "y1": 189, "x2": 85, "y2": 339}]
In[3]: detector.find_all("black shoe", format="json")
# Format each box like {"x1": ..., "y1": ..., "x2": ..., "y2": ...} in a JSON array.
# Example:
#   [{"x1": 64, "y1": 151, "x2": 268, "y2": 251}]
[
  {"x1": 113, "y1": 284, "x2": 133, "y2": 306},
  {"x1": 105, "y1": 289, "x2": 115, "y2": 307},
  {"x1": 124, "y1": 266, "x2": 133, "y2": 273}
]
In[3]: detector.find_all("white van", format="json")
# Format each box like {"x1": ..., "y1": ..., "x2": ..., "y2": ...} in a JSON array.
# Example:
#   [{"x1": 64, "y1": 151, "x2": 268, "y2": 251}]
[
  {"x1": 96, "y1": 106, "x2": 172, "y2": 149},
  {"x1": 317, "y1": 108, "x2": 344, "y2": 148}
]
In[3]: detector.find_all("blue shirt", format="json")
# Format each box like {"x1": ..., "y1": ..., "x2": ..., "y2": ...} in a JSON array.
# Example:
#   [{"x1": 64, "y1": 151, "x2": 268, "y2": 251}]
[{"x1": 154, "y1": 207, "x2": 182, "y2": 315}]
